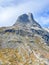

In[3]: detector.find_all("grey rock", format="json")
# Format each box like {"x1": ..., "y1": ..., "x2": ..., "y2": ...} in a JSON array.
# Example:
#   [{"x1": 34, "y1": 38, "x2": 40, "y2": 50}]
[{"x1": 14, "y1": 13, "x2": 41, "y2": 28}]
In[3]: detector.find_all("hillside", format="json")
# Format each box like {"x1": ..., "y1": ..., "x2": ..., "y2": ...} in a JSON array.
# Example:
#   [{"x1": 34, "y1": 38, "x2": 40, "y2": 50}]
[{"x1": 0, "y1": 13, "x2": 49, "y2": 65}]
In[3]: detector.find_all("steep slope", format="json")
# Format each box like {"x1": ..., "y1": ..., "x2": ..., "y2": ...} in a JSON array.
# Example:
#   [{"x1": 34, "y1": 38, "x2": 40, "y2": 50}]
[{"x1": 0, "y1": 13, "x2": 49, "y2": 65}]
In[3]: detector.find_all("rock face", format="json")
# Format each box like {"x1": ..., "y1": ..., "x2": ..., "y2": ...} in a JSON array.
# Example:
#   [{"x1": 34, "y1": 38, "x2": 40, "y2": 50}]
[
  {"x1": 14, "y1": 13, "x2": 41, "y2": 28},
  {"x1": 0, "y1": 13, "x2": 49, "y2": 65}
]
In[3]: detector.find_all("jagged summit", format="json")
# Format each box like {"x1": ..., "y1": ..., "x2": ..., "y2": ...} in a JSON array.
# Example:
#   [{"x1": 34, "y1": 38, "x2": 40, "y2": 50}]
[
  {"x1": 13, "y1": 13, "x2": 41, "y2": 28},
  {"x1": 27, "y1": 13, "x2": 34, "y2": 21}
]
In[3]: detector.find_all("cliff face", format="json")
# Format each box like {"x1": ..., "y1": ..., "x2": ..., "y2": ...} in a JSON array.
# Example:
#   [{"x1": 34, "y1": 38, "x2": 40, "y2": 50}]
[{"x1": 0, "y1": 13, "x2": 49, "y2": 65}]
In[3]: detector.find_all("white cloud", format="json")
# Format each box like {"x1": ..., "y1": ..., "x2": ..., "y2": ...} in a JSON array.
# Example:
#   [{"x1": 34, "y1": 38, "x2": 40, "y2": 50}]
[
  {"x1": 0, "y1": 7, "x2": 15, "y2": 26},
  {"x1": 0, "y1": 0, "x2": 13, "y2": 3},
  {"x1": 0, "y1": 0, "x2": 49, "y2": 27},
  {"x1": 36, "y1": 16, "x2": 49, "y2": 27}
]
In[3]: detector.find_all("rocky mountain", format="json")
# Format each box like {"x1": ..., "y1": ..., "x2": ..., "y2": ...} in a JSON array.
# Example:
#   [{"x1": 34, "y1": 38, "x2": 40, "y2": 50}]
[{"x1": 0, "y1": 13, "x2": 49, "y2": 65}]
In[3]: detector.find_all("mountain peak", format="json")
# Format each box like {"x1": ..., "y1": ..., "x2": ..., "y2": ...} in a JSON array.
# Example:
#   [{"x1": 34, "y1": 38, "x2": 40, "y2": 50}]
[
  {"x1": 13, "y1": 13, "x2": 41, "y2": 28},
  {"x1": 27, "y1": 13, "x2": 34, "y2": 20}
]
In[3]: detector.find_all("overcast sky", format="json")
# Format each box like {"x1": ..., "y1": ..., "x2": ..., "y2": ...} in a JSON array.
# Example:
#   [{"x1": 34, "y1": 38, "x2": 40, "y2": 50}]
[{"x1": 0, "y1": 0, "x2": 49, "y2": 27}]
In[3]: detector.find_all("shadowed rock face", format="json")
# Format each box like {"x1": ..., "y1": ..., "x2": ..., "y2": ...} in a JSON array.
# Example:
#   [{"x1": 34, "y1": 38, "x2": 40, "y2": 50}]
[{"x1": 17, "y1": 14, "x2": 30, "y2": 23}]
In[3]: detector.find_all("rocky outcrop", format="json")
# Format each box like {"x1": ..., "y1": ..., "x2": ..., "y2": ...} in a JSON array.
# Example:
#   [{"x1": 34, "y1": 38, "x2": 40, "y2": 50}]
[{"x1": 14, "y1": 13, "x2": 41, "y2": 28}]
